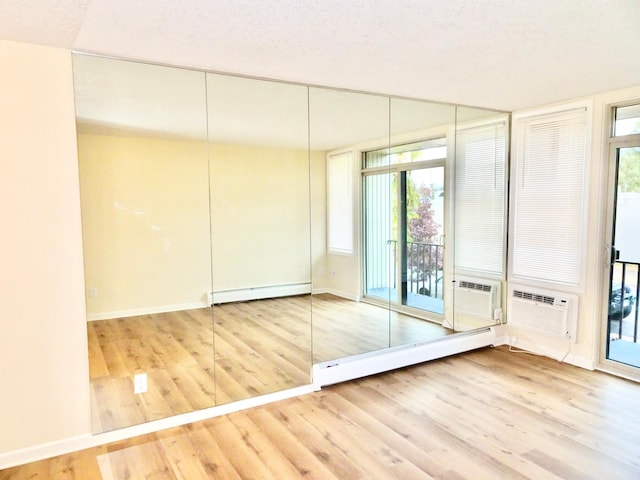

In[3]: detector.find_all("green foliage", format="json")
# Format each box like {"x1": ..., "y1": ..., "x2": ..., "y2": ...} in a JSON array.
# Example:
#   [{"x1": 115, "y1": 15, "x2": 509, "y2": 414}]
[{"x1": 618, "y1": 148, "x2": 640, "y2": 193}]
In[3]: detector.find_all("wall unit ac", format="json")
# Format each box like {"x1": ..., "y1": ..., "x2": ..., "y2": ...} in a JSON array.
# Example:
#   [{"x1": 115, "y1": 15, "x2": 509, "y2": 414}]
[
  {"x1": 453, "y1": 276, "x2": 501, "y2": 321},
  {"x1": 507, "y1": 284, "x2": 578, "y2": 342}
]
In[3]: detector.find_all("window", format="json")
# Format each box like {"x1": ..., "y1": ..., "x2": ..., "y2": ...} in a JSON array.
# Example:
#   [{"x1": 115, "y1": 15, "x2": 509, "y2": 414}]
[
  {"x1": 510, "y1": 105, "x2": 590, "y2": 287},
  {"x1": 613, "y1": 104, "x2": 640, "y2": 137},
  {"x1": 327, "y1": 151, "x2": 353, "y2": 254},
  {"x1": 454, "y1": 120, "x2": 507, "y2": 276}
]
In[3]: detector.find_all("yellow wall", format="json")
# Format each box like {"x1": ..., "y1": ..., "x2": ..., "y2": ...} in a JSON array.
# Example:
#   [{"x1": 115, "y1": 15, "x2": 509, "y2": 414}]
[
  {"x1": 78, "y1": 133, "x2": 212, "y2": 317},
  {"x1": 0, "y1": 40, "x2": 90, "y2": 452},
  {"x1": 78, "y1": 135, "x2": 324, "y2": 316},
  {"x1": 210, "y1": 143, "x2": 312, "y2": 291}
]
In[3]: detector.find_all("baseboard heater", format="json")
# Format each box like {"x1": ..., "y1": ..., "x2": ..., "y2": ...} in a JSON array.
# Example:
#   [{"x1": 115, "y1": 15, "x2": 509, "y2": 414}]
[
  {"x1": 212, "y1": 282, "x2": 311, "y2": 304},
  {"x1": 312, "y1": 327, "x2": 496, "y2": 388}
]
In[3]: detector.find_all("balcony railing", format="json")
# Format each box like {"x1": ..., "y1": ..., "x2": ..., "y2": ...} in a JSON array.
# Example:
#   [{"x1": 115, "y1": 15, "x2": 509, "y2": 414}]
[
  {"x1": 388, "y1": 240, "x2": 443, "y2": 299},
  {"x1": 609, "y1": 260, "x2": 640, "y2": 343}
]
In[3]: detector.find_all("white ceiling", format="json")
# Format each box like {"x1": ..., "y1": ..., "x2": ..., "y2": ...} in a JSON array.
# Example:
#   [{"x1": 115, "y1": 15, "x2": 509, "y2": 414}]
[{"x1": 1, "y1": 0, "x2": 639, "y2": 112}]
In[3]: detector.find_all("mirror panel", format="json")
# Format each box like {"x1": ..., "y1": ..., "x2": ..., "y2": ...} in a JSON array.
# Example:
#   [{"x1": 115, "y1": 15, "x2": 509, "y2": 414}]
[
  {"x1": 74, "y1": 53, "x2": 512, "y2": 434},
  {"x1": 452, "y1": 106, "x2": 510, "y2": 332},
  {"x1": 387, "y1": 98, "x2": 456, "y2": 346},
  {"x1": 73, "y1": 55, "x2": 214, "y2": 432},
  {"x1": 206, "y1": 74, "x2": 312, "y2": 403},
  {"x1": 309, "y1": 87, "x2": 391, "y2": 362}
]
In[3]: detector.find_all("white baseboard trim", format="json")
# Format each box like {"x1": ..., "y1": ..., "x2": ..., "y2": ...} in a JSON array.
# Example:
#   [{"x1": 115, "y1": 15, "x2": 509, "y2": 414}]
[
  {"x1": 313, "y1": 327, "x2": 497, "y2": 388},
  {"x1": 213, "y1": 283, "x2": 311, "y2": 304},
  {"x1": 0, "y1": 384, "x2": 316, "y2": 470},
  {"x1": 0, "y1": 434, "x2": 93, "y2": 471},
  {"x1": 493, "y1": 334, "x2": 594, "y2": 370},
  {"x1": 317, "y1": 288, "x2": 359, "y2": 302},
  {"x1": 87, "y1": 301, "x2": 207, "y2": 321}
]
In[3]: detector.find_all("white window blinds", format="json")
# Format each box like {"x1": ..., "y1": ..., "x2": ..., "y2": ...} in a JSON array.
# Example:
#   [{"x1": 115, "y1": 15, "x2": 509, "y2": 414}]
[
  {"x1": 511, "y1": 107, "x2": 589, "y2": 286},
  {"x1": 454, "y1": 121, "x2": 507, "y2": 275},
  {"x1": 327, "y1": 151, "x2": 353, "y2": 254}
]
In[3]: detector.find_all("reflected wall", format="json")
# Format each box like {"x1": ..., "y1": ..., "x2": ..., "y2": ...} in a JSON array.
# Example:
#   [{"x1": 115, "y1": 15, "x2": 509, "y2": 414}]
[
  {"x1": 74, "y1": 55, "x2": 214, "y2": 432},
  {"x1": 73, "y1": 53, "x2": 510, "y2": 435},
  {"x1": 206, "y1": 73, "x2": 313, "y2": 403}
]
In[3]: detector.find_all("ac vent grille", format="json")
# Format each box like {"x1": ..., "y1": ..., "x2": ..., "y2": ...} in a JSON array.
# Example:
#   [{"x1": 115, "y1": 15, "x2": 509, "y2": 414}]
[
  {"x1": 459, "y1": 281, "x2": 492, "y2": 292},
  {"x1": 512, "y1": 289, "x2": 555, "y2": 305}
]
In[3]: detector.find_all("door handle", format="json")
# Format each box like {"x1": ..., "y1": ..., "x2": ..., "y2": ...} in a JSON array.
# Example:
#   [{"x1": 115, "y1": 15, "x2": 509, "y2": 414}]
[{"x1": 611, "y1": 246, "x2": 620, "y2": 265}]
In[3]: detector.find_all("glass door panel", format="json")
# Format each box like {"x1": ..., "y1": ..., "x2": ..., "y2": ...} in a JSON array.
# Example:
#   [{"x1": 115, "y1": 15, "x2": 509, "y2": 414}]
[
  {"x1": 607, "y1": 146, "x2": 640, "y2": 368},
  {"x1": 403, "y1": 167, "x2": 445, "y2": 315},
  {"x1": 363, "y1": 172, "x2": 394, "y2": 303}
]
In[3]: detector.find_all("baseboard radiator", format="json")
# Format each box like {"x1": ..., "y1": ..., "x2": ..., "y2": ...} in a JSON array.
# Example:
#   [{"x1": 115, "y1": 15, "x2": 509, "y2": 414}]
[
  {"x1": 211, "y1": 282, "x2": 311, "y2": 304},
  {"x1": 312, "y1": 327, "x2": 496, "y2": 388},
  {"x1": 507, "y1": 284, "x2": 578, "y2": 342},
  {"x1": 453, "y1": 276, "x2": 502, "y2": 320}
]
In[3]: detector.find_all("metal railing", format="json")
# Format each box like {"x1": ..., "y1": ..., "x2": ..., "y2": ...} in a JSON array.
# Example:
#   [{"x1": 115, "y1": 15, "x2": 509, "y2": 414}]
[
  {"x1": 387, "y1": 240, "x2": 443, "y2": 299},
  {"x1": 609, "y1": 260, "x2": 640, "y2": 343}
]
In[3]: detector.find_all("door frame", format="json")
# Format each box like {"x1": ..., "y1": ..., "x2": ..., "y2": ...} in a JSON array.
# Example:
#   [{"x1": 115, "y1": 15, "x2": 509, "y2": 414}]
[
  {"x1": 361, "y1": 155, "x2": 449, "y2": 323},
  {"x1": 598, "y1": 101, "x2": 640, "y2": 380}
]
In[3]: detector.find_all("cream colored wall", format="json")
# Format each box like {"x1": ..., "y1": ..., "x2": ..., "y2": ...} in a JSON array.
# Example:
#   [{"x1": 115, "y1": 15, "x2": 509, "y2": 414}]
[
  {"x1": 0, "y1": 40, "x2": 90, "y2": 452},
  {"x1": 78, "y1": 133, "x2": 212, "y2": 317},
  {"x1": 210, "y1": 143, "x2": 312, "y2": 291},
  {"x1": 506, "y1": 84, "x2": 640, "y2": 369},
  {"x1": 310, "y1": 151, "x2": 328, "y2": 291}
]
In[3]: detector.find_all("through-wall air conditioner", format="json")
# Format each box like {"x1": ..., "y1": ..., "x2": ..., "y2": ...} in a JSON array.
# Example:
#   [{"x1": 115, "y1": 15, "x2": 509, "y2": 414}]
[
  {"x1": 453, "y1": 276, "x2": 501, "y2": 321},
  {"x1": 507, "y1": 284, "x2": 578, "y2": 342}
]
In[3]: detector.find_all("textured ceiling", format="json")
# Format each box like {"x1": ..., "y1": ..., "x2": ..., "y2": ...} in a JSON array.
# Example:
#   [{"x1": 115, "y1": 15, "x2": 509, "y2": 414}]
[{"x1": 1, "y1": 0, "x2": 639, "y2": 111}]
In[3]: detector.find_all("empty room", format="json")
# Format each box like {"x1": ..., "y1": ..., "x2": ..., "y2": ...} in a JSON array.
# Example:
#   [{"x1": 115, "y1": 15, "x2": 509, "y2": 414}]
[{"x1": 1, "y1": 1, "x2": 640, "y2": 478}]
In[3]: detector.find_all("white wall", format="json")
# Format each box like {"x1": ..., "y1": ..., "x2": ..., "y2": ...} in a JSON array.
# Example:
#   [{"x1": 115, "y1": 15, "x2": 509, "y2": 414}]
[
  {"x1": 505, "y1": 84, "x2": 640, "y2": 369},
  {"x1": 0, "y1": 40, "x2": 91, "y2": 453}
]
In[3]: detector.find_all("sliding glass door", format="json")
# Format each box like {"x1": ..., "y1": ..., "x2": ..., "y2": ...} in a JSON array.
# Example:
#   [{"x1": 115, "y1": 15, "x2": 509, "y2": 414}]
[{"x1": 364, "y1": 140, "x2": 446, "y2": 319}]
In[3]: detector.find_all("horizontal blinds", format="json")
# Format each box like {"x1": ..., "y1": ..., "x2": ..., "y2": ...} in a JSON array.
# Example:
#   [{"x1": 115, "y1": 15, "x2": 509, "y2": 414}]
[
  {"x1": 455, "y1": 121, "x2": 507, "y2": 275},
  {"x1": 512, "y1": 108, "x2": 588, "y2": 285},
  {"x1": 327, "y1": 151, "x2": 353, "y2": 254}
]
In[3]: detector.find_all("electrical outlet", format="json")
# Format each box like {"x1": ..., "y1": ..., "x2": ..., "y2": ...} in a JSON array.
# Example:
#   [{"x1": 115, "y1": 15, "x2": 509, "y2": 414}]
[
  {"x1": 89, "y1": 288, "x2": 98, "y2": 298},
  {"x1": 134, "y1": 373, "x2": 147, "y2": 394}
]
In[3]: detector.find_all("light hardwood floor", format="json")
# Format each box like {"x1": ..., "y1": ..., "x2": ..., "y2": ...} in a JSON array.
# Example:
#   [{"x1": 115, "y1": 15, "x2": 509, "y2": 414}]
[
  {"x1": 3, "y1": 346, "x2": 640, "y2": 479},
  {"x1": 88, "y1": 294, "x2": 450, "y2": 432}
]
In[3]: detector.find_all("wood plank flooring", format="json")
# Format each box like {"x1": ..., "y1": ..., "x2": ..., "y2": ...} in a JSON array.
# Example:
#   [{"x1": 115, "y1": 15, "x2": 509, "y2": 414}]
[
  {"x1": 88, "y1": 294, "x2": 450, "y2": 432},
  {"x1": 3, "y1": 346, "x2": 640, "y2": 479}
]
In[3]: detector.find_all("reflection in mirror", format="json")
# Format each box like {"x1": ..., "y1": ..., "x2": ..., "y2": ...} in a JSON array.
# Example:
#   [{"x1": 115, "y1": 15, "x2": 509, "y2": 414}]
[
  {"x1": 452, "y1": 106, "x2": 510, "y2": 332},
  {"x1": 386, "y1": 98, "x2": 457, "y2": 346},
  {"x1": 206, "y1": 74, "x2": 312, "y2": 403},
  {"x1": 73, "y1": 55, "x2": 214, "y2": 432},
  {"x1": 309, "y1": 87, "x2": 391, "y2": 362}
]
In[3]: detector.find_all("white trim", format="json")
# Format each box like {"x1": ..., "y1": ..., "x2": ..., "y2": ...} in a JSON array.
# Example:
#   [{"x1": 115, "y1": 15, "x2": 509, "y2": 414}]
[
  {"x1": 212, "y1": 283, "x2": 311, "y2": 304},
  {"x1": 316, "y1": 288, "x2": 360, "y2": 302},
  {"x1": 312, "y1": 327, "x2": 497, "y2": 387},
  {"x1": 0, "y1": 384, "x2": 315, "y2": 470},
  {"x1": 87, "y1": 301, "x2": 207, "y2": 321}
]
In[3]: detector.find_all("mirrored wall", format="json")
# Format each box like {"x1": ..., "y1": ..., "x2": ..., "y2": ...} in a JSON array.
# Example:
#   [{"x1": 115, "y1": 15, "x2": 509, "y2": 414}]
[{"x1": 73, "y1": 54, "x2": 509, "y2": 434}]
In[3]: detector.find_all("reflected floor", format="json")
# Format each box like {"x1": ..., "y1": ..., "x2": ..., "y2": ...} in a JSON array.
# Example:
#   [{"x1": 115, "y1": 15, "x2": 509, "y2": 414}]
[
  {"x1": 87, "y1": 293, "x2": 451, "y2": 432},
  {"x1": 367, "y1": 287, "x2": 444, "y2": 314}
]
